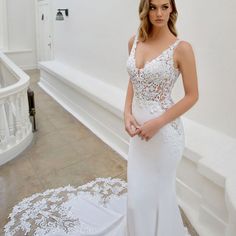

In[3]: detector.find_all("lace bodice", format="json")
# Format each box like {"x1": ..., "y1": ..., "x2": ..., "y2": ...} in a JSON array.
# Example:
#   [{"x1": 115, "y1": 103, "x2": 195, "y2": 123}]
[{"x1": 126, "y1": 32, "x2": 184, "y2": 136}]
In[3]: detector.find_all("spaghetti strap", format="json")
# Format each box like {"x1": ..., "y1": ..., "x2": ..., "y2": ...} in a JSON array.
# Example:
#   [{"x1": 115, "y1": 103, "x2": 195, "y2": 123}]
[
  {"x1": 172, "y1": 38, "x2": 182, "y2": 49},
  {"x1": 130, "y1": 31, "x2": 139, "y2": 56}
]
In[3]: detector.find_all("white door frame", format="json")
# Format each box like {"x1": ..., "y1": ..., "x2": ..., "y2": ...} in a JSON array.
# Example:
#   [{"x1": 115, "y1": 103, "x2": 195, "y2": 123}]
[{"x1": 34, "y1": 0, "x2": 54, "y2": 64}]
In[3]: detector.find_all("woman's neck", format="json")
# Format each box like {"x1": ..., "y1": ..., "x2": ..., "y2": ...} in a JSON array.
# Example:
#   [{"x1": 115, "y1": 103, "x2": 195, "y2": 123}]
[{"x1": 149, "y1": 25, "x2": 171, "y2": 40}]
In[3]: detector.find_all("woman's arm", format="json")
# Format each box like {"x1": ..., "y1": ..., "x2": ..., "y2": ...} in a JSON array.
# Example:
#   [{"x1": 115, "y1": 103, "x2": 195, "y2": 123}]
[
  {"x1": 124, "y1": 35, "x2": 135, "y2": 117},
  {"x1": 157, "y1": 41, "x2": 199, "y2": 127},
  {"x1": 124, "y1": 79, "x2": 134, "y2": 117},
  {"x1": 124, "y1": 35, "x2": 141, "y2": 137}
]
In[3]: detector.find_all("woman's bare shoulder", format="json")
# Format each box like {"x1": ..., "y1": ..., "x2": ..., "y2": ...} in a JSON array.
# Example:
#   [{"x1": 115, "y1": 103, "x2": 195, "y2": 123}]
[
  {"x1": 176, "y1": 40, "x2": 195, "y2": 57},
  {"x1": 175, "y1": 40, "x2": 197, "y2": 71},
  {"x1": 128, "y1": 34, "x2": 136, "y2": 55}
]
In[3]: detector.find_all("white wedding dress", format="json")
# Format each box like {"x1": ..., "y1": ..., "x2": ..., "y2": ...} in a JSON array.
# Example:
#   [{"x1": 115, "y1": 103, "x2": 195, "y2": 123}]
[{"x1": 4, "y1": 33, "x2": 190, "y2": 236}]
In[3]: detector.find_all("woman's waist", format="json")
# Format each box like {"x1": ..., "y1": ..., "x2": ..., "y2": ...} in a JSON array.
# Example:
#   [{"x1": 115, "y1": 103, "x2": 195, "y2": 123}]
[
  {"x1": 132, "y1": 95, "x2": 184, "y2": 127},
  {"x1": 133, "y1": 95, "x2": 174, "y2": 112}
]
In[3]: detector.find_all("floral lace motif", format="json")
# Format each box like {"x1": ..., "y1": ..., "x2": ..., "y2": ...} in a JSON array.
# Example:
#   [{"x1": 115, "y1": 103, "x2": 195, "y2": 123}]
[
  {"x1": 4, "y1": 177, "x2": 127, "y2": 236},
  {"x1": 4, "y1": 177, "x2": 191, "y2": 236},
  {"x1": 126, "y1": 33, "x2": 184, "y2": 136}
]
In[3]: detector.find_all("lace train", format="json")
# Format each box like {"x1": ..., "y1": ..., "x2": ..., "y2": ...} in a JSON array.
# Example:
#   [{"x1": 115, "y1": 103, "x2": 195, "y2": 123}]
[{"x1": 4, "y1": 177, "x2": 190, "y2": 236}]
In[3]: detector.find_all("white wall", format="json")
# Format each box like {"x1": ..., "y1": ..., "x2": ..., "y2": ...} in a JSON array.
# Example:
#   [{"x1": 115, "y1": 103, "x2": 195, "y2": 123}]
[
  {"x1": 0, "y1": 0, "x2": 4, "y2": 49},
  {"x1": 3, "y1": 0, "x2": 37, "y2": 69},
  {"x1": 52, "y1": 0, "x2": 139, "y2": 90},
  {"x1": 0, "y1": 0, "x2": 8, "y2": 50},
  {"x1": 176, "y1": 0, "x2": 236, "y2": 138},
  {"x1": 51, "y1": 0, "x2": 236, "y2": 139}
]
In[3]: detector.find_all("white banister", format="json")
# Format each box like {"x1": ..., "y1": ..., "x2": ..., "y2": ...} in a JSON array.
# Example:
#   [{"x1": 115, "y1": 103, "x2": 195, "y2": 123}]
[{"x1": 0, "y1": 51, "x2": 33, "y2": 165}]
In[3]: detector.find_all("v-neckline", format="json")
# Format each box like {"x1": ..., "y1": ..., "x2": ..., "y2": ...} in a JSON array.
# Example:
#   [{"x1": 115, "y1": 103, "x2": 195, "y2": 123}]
[{"x1": 133, "y1": 37, "x2": 179, "y2": 71}]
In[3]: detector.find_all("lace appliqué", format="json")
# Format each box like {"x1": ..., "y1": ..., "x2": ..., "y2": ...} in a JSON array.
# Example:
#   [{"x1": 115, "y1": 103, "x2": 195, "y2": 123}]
[
  {"x1": 4, "y1": 177, "x2": 191, "y2": 236},
  {"x1": 126, "y1": 33, "x2": 184, "y2": 137},
  {"x1": 78, "y1": 177, "x2": 127, "y2": 207},
  {"x1": 4, "y1": 177, "x2": 127, "y2": 236}
]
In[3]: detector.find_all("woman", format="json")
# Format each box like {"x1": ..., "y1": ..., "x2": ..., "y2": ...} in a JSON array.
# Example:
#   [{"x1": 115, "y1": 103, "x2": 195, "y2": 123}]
[
  {"x1": 124, "y1": 0, "x2": 198, "y2": 235},
  {"x1": 4, "y1": 0, "x2": 198, "y2": 235}
]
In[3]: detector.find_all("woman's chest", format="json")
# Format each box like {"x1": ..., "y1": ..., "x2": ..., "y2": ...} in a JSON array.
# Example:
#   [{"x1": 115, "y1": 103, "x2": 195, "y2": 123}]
[{"x1": 126, "y1": 53, "x2": 179, "y2": 82}]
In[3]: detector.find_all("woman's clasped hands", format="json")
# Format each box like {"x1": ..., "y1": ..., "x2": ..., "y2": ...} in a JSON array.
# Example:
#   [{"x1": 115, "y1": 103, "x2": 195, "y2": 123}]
[{"x1": 124, "y1": 113, "x2": 163, "y2": 141}]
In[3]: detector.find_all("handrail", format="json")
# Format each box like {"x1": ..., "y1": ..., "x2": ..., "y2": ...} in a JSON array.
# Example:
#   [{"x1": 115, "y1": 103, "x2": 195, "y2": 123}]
[
  {"x1": 0, "y1": 50, "x2": 33, "y2": 165},
  {"x1": 0, "y1": 51, "x2": 30, "y2": 98}
]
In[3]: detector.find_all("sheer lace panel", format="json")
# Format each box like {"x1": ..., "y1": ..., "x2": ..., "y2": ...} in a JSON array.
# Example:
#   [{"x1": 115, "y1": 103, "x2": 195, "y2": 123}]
[{"x1": 126, "y1": 33, "x2": 184, "y2": 136}]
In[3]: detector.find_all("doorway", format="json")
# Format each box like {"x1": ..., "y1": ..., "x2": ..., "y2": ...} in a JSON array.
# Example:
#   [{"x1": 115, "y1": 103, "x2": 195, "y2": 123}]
[{"x1": 36, "y1": 0, "x2": 53, "y2": 62}]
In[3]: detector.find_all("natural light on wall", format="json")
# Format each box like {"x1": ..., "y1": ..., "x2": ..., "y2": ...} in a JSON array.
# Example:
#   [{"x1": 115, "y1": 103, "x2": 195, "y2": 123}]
[
  {"x1": 0, "y1": 0, "x2": 8, "y2": 50},
  {"x1": 0, "y1": 0, "x2": 3, "y2": 49}
]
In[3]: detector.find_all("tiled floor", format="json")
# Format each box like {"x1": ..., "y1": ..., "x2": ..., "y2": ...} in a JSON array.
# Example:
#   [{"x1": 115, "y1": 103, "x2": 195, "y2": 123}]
[{"x1": 0, "y1": 69, "x2": 198, "y2": 236}]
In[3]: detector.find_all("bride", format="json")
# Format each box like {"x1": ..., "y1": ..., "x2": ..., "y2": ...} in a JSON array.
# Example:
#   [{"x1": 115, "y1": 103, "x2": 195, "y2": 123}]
[
  {"x1": 124, "y1": 0, "x2": 198, "y2": 234},
  {"x1": 4, "y1": 0, "x2": 198, "y2": 235}
]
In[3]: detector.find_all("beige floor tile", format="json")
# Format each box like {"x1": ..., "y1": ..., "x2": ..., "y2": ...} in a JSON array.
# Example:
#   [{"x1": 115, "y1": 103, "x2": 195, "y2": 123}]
[
  {"x1": 58, "y1": 123, "x2": 91, "y2": 143},
  {"x1": 0, "y1": 175, "x2": 44, "y2": 231},
  {"x1": 34, "y1": 116, "x2": 57, "y2": 137},
  {"x1": 114, "y1": 172, "x2": 127, "y2": 182},
  {"x1": 29, "y1": 130, "x2": 68, "y2": 153},
  {"x1": 40, "y1": 150, "x2": 125, "y2": 189},
  {"x1": 0, "y1": 154, "x2": 37, "y2": 188},
  {"x1": 40, "y1": 164, "x2": 97, "y2": 189},
  {"x1": 36, "y1": 91, "x2": 55, "y2": 101},
  {"x1": 81, "y1": 151, "x2": 125, "y2": 179},
  {"x1": 36, "y1": 102, "x2": 64, "y2": 114},
  {"x1": 103, "y1": 147, "x2": 127, "y2": 170},
  {"x1": 1, "y1": 175, "x2": 44, "y2": 207},
  {"x1": 35, "y1": 107, "x2": 49, "y2": 121},
  {"x1": 36, "y1": 97, "x2": 63, "y2": 111},
  {"x1": 30, "y1": 84, "x2": 46, "y2": 95},
  {"x1": 0, "y1": 207, "x2": 12, "y2": 233},
  {"x1": 28, "y1": 77, "x2": 39, "y2": 86},
  {"x1": 25, "y1": 69, "x2": 40, "y2": 77},
  {"x1": 29, "y1": 144, "x2": 90, "y2": 177},
  {"x1": 0, "y1": 226, "x2": 5, "y2": 236},
  {"x1": 70, "y1": 134, "x2": 110, "y2": 157},
  {"x1": 47, "y1": 111, "x2": 79, "y2": 129}
]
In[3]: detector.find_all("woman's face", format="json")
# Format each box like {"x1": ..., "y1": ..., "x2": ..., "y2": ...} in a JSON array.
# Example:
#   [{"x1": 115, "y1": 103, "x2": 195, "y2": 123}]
[{"x1": 148, "y1": 0, "x2": 172, "y2": 27}]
